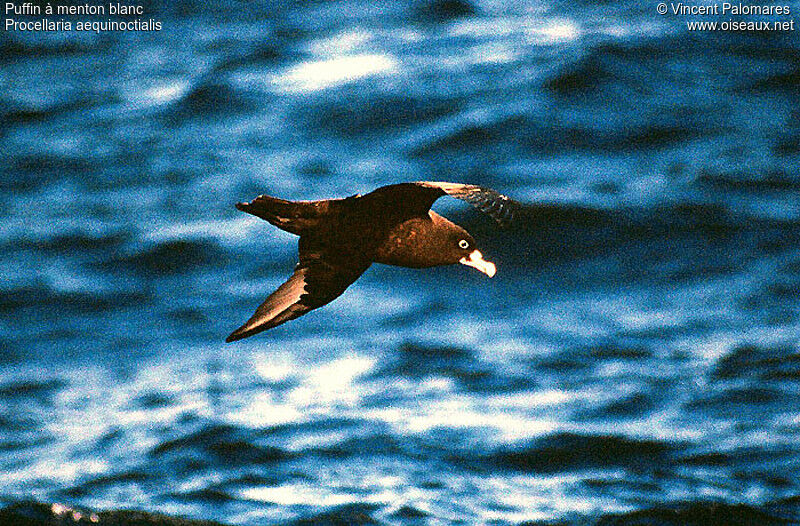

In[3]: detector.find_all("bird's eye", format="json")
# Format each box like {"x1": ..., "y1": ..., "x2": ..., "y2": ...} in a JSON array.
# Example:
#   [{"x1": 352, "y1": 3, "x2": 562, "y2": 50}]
[{"x1": 458, "y1": 239, "x2": 470, "y2": 249}]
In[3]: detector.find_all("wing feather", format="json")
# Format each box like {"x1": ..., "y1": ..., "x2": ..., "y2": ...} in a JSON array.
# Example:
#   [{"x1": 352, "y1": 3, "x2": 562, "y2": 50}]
[
  {"x1": 226, "y1": 257, "x2": 370, "y2": 342},
  {"x1": 416, "y1": 181, "x2": 519, "y2": 226}
]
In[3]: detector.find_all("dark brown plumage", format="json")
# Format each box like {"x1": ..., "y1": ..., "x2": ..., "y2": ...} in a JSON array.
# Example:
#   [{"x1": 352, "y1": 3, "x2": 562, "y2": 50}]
[{"x1": 226, "y1": 181, "x2": 518, "y2": 342}]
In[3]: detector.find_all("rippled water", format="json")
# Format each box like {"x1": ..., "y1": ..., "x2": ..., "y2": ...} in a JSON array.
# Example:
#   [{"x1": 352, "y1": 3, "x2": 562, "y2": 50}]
[{"x1": 2, "y1": 0, "x2": 800, "y2": 524}]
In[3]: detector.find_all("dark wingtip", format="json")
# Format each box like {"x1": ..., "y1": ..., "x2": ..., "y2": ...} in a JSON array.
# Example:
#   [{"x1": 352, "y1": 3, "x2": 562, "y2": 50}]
[
  {"x1": 225, "y1": 326, "x2": 248, "y2": 342},
  {"x1": 226, "y1": 321, "x2": 273, "y2": 342}
]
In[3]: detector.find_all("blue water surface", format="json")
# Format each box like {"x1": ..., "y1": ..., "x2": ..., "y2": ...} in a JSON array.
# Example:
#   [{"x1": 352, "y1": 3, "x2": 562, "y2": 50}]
[{"x1": 2, "y1": 0, "x2": 800, "y2": 524}]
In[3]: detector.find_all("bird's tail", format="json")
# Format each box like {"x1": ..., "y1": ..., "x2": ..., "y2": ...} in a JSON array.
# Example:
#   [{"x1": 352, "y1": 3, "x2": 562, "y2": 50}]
[{"x1": 235, "y1": 194, "x2": 331, "y2": 235}]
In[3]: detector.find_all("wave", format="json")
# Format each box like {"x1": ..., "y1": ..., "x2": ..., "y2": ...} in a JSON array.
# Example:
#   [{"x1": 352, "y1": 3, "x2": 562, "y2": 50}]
[
  {"x1": 0, "y1": 501, "x2": 226, "y2": 526},
  {"x1": 697, "y1": 169, "x2": 800, "y2": 193},
  {"x1": 95, "y1": 239, "x2": 229, "y2": 276},
  {"x1": 0, "y1": 98, "x2": 95, "y2": 130},
  {"x1": 170, "y1": 488, "x2": 237, "y2": 504},
  {"x1": 0, "y1": 284, "x2": 149, "y2": 314},
  {"x1": 481, "y1": 432, "x2": 677, "y2": 473},
  {"x1": 304, "y1": 92, "x2": 463, "y2": 138},
  {"x1": 587, "y1": 499, "x2": 799, "y2": 526},
  {"x1": 0, "y1": 34, "x2": 107, "y2": 60},
  {"x1": 311, "y1": 432, "x2": 404, "y2": 458},
  {"x1": 410, "y1": 112, "x2": 719, "y2": 156},
  {"x1": 712, "y1": 343, "x2": 800, "y2": 381},
  {"x1": 412, "y1": 0, "x2": 478, "y2": 23},
  {"x1": 60, "y1": 470, "x2": 151, "y2": 499},
  {"x1": 166, "y1": 79, "x2": 261, "y2": 122},
  {"x1": 12, "y1": 231, "x2": 131, "y2": 254},
  {"x1": 284, "y1": 503, "x2": 381, "y2": 526},
  {"x1": 371, "y1": 342, "x2": 534, "y2": 393},
  {"x1": 5, "y1": 154, "x2": 104, "y2": 192},
  {"x1": 744, "y1": 65, "x2": 800, "y2": 95},
  {"x1": 5, "y1": 498, "x2": 799, "y2": 525},
  {"x1": 0, "y1": 379, "x2": 66, "y2": 401},
  {"x1": 150, "y1": 423, "x2": 294, "y2": 468}
]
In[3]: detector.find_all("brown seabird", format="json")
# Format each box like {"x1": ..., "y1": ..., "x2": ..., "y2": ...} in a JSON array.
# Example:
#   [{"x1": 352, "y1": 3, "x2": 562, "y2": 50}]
[{"x1": 226, "y1": 181, "x2": 518, "y2": 342}]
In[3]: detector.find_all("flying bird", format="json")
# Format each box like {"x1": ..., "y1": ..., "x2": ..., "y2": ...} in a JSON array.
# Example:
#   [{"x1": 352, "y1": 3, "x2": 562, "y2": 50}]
[{"x1": 226, "y1": 181, "x2": 518, "y2": 342}]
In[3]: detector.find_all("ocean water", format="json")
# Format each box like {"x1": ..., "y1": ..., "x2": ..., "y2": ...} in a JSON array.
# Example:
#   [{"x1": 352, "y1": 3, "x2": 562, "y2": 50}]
[{"x1": 2, "y1": 0, "x2": 800, "y2": 524}]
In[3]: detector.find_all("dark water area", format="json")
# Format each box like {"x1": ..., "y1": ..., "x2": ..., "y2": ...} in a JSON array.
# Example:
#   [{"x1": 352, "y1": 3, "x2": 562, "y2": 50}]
[{"x1": 2, "y1": 0, "x2": 800, "y2": 524}]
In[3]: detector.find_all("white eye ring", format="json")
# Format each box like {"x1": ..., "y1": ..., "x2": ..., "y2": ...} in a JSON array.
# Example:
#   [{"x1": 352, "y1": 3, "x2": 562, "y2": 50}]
[{"x1": 458, "y1": 239, "x2": 470, "y2": 249}]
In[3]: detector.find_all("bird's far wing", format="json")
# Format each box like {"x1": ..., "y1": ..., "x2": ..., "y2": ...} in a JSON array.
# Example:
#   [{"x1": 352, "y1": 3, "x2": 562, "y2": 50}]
[
  {"x1": 415, "y1": 181, "x2": 519, "y2": 226},
  {"x1": 226, "y1": 252, "x2": 370, "y2": 342}
]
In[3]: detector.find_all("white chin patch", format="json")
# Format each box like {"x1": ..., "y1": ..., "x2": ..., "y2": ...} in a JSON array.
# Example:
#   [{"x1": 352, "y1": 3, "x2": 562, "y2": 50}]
[{"x1": 459, "y1": 250, "x2": 496, "y2": 277}]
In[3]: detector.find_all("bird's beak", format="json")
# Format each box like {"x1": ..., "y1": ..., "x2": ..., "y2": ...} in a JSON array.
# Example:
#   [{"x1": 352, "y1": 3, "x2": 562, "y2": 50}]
[{"x1": 459, "y1": 250, "x2": 496, "y2": 277}]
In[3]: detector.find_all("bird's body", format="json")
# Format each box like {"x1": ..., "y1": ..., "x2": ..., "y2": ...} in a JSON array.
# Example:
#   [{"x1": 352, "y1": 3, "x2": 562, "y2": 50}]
[{"x1": 226, "y1": 182, "x2": 517, "y2": 342}]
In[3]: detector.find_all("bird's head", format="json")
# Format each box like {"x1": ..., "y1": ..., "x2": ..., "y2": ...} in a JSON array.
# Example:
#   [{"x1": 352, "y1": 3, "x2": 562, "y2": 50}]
[
  {"x1": 430, "y1": 214, "x2": 495, "y2": 277},
  {"x1": 448, "y1": 231, "x2": 496, "y2": 278},
  {"x1": 429, "y1": 211, "x2": 497, "y2": 278}
]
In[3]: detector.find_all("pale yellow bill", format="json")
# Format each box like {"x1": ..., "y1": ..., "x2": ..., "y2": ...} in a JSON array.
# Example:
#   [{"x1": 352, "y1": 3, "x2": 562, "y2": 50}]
[{"x1": 459, "y1": 250, "x2": 496, "y2": 277}]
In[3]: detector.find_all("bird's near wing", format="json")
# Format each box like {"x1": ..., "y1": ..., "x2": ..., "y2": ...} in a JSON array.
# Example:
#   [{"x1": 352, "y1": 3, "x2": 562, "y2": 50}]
[
  {"x1": 226, "y1": 249, "x2": 370, "y2": 342},
  {"x1": 415, "y1": 182, "x2": 519, "y2": 226}
]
